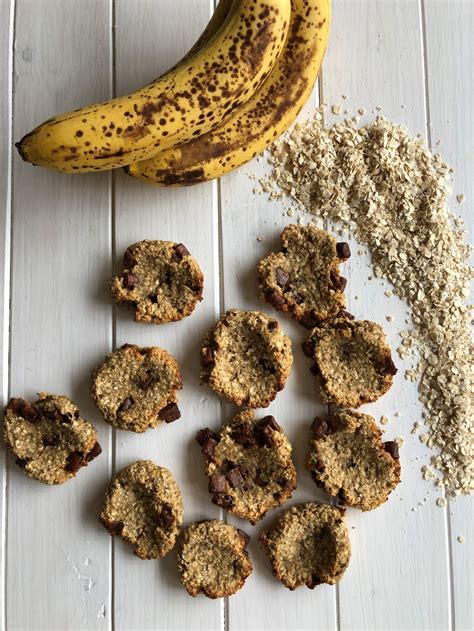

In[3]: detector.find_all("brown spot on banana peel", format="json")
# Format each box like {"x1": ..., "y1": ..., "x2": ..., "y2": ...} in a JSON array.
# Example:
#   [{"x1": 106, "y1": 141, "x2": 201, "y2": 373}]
[
  {"x1": 16, "y1": 0, "x2": 291, "y2": 173},
  {"x1": 129, "y1": 0, "x2": 329, "y2": 186}
]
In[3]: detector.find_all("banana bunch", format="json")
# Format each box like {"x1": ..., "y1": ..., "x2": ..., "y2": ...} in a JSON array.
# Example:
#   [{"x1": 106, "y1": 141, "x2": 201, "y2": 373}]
[{"x1": 16, "y1": 0, "x2": 331, "y2": 183}]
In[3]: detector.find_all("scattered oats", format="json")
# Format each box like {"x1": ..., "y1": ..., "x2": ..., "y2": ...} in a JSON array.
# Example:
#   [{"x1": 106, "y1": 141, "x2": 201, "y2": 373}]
[
  {"x1": 342, "y1": 94, "x2": 347, "y2": 100},
  {"x1": 457, "y1": 536, "x2": 464, "y2": 543},
  {"x1": 357, "y1": 249, "x2": 365, "y2": 256},
  {"x1": 384, "y1": 290, "x2": 393, "y2": 297},
  {"x1": 376, "y1": 105, "x2": 383, "y2": 111},
  {"x1": 419, "y1": 433, "x2": 429, "y2": 444},
  {"x1": 354, "y1": 295, "x2": 359, "y2": 300},
  {"x1": 331, "y1": 104, "x2": 342, "y2": 115},
  {"x1": 456, "y1": 194, "x2": 465, "y2": 204},
  {"x1": 256, "y1": 235, "x2": 264, "y2": 242},
  {"x1": 358, "y1": 108, "x2": 366, "y2": 116},
  {"x1": 344, "y1": 109, "x2": 349, "y2": 115},
  {"x1": 386, "y1": 315, "x2": 395, "y2": 322},
  {"x1": 394, "y1": 411, "x2": 401, "y2": 417},
  {"x1": 395, "y1": 436, "x2": 404, "y2": 447},
  {"x1": 436, "y1": 497, "x2": 447, "y2": 508},
  {"x1": 380, "y1": 415, "x2": 390, "y2": 425},
  {"x1": 287, "y1": 208, "x2": 295, "y2": 217},
  {"x1": 260, "y1": 109, "x2": 473, "y2": 497}
]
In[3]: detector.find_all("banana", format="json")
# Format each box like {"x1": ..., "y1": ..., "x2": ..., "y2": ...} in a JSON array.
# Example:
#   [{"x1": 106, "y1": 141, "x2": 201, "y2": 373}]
[
  {"x1": 126, "y1": 0, "x2": 330, "y2": 186},
  {"x1": 16, "y1": 0, "x2": 291, "y2": 173}
]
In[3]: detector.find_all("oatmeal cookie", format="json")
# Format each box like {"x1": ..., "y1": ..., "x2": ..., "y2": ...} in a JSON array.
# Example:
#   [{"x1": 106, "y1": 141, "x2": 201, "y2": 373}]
[
  {"x1": 200, "y1": 309, "x2": 292, "y2": 408},
  {"x1": 257, "y1": 225, "x2": 349, "y2": 327},
  {"x1": 100, "y1": 460, "x2": 182, "y2": 559},
  {"x1": 260, "y1": 503, "x2": 351, "y2": 590},
  {"x1": 111, "y1": 240, "x2": 203, "y2": 324},
  {"x1": 177, "y1": 520, "x2": 252, "y2": 598},
  {"x1": 92, "y1": 344, "x2": 182, "y2": 432},
  {"x1": 196, "y1": 410, "x2": 297, "y2": 523},
  {"x1": 3, "y1": 393, "x2": 101, "y2": 484}
]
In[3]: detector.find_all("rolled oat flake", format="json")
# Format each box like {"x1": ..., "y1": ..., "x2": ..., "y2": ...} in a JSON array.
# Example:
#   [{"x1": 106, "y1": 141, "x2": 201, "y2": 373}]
[{"x1": 260, "y1": 110, "x2": 473, "y2": 498}]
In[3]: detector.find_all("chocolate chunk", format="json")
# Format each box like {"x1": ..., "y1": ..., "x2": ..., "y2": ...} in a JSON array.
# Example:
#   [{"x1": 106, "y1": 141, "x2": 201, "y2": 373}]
[
  {"x1": 275, "y1": 267, "x2": 289, "y2": 287},
  {"x1": 105, "y1": 520, "x2": 124, "y2": 536},
  {"x1": 15, "y1": 457, "x2": 28, "y2": 469},
  {"x1": 201, "y1": 346, "x2": 214, "y2": 368},
  {"x1": 123, "y1": 247, "x2": 136, "y2": 268},
  {"x1": 301, "y1": 339, "x2": 315, "y2": 357},
  {"x1": 201, "y1": 436, "x2": 219, "y2": 460},
  {"x1": 212, "y1": 494, "x2": 233, "y2": 509},
  {"x1": 237, "y1": 529, "x2": 251, "y2": 548},
  {"x1": 196, "y1": 428, "x2": 219, "y2": 447},
  {"x1": 254, "y1": 470, "x2": 269, "y2": 487},
  {"x1": 15, "y1": 401, "x2": 39, "y2": 422},
  {"x1": 383, "y1": 441, "x2": 400, "y2": 460},
  {"x1": 139, "y1": 371, "x2": 154, "y2": 390},
  {"x1": 118, "y1": 397, "x2": 134, "y2": 413},
  {"x1": 335, "y1": 310, "x2": 355, "y2": 320},
  {"x1": 309, "y1": 363, "x2": 320, "y2": 377},
  {"x1": 336, "y1": 242, "x2": 351, "y2": 260},
  {"x1": 43, "y1": 408, "x2": 68, "y2": 423},
  {"x1": 311, "y1": 417, "x2": 329, "y2": 439},
  {"x1": 230, "y1": 424, "x2": 254, "y2": 447},
  {"x1": 300, "y1": 311, "x2": 319, "y2": 329},
  {"x1": 174, "y1": 243, "x2": 190, "y2": 259},
  {"x1": 159, "y1": 402, "x2": 181, "y2": 423},
  {"x1": 8, "y1": 397, "x2": 26, "y2": 413},
  {"x1": 66, "y1": 451, "x2": 85, "y2": 473},
  {"x1": 157, "y1": 505, "x2": 175, "y2": 528},
  {"x1": 86, "y1": 441, "x2": 102, "y2": 462},
  {"x1": 123, "y1": 272, "x2": 139, "y2": 289},
  {"x1": 337, "y1": 488, "x2": 347, "y2": 504},
  {"x1": 330, "y1": 270, "x2": 347, "y2": 291},
  {"x1": 42, "y1": 433, "x2": 60, "y2": 447},
  {"x1": 148, "y1": 294, "x2": 158, "y2": 304},
  {"x1": 259, "y1": 358, "x2": 276, "y2": 374},
  {"x1": 309, "y1": 574, "x2": 322, "y2": 589},
  {"x1": 384, "y1": 356, "x2": 398, "y2": 376},
  {"x1": 267, "y1": 319, "x2": 278, "y2": 331},
  {"x1": 265, "y1": 289, "x2": 286, "y2": 310},
  {"x1": 226, "y1": 466, "x2": 244, "y2": 489},
  {"x1": 209, "y1": 474, "x2": 227, "y2": 493},
  {"x1": 260, "y1": 415, "x2": 281, "y2": 432},
  {"x1": 258, "y1": 424, "x2": 275, "y2": 448}
]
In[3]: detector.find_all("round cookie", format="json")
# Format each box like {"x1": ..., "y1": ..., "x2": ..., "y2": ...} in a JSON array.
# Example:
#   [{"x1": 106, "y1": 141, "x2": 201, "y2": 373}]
[
  {"x1": 302, "y1": 316, "x2": 397, "y2": 407},
  {"x1": 257, "y1": 225, "x2": 349, "y2": 328},
  {"x1": 200, "y1": 309, "x2": 293, "y2": 408},
  {"x1": 177, "y1": 520, "x2": 252, "y2": 598},
  {"x1": 260, "y1": 503, "x2": 351, "y2": 590},
  {"x1": 3, "y1": 393, "x2": 101, "y2": 484},
  {"x1": 196, "y1": 411, "x2": 297, "y2": 523},
  {"x1": 100, "y1": 460, "x2": 183, "y2": 560},
  {"x1": 305, "y1": 412, "x2": 401, "y2": 510},
  {"x1": 92, "y1": 344, "x2": 182, "y2": 433},
  {"x1": 111, "y1": 240, "x2": 204, "y2": 324}
]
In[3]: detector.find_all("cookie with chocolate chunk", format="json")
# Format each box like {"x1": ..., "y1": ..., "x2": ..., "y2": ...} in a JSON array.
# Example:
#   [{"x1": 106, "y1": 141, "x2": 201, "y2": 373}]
[
  {"x1": 92, "y1": 344, "x2": 182, "y2": 432},
  {"x1": 260, "y1": 503, "x2": 351, "y2": 590},
  {"x1": 303, "y1": 316, "x2": 397, "y2": 407},
  {"x1": 306, "y1": 411, "x2": 401, "y2": 511},
  {"x1": 200, "y1": 309, "x2": 293, "y2": 408},
  {"x1": 177, "y1": 520, "x2": 252, "y2": 598},
  {"x1": 3, "y1": 393, "x2": 101, "y2": 484},
  {"x1": 257, "y1": 225, "x2": 349, "y2": 328},
  {"x1": 197, "y1": 410, "x2": 297, "y2": 523},
  {"x1": 111, "y1": 240, "x2": 203, "y2": 324},
  {"x1": 100, "y1": 460, "x2": 183, "y2": 560}
]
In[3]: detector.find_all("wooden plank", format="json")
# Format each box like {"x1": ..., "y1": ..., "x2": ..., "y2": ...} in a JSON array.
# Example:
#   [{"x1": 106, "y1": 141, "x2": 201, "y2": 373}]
[
  {"x1": 321, "y1": 1, "x2": 451, "y2": 629},
  {"x1": 216, "y1": 37, "x2": 337, "y2": 631},
  {"x1": 8, "y1": 1, "x2": 113, "y2": 628},
  {"x1": 0, "y1": 0, "x2": 13, "y2": 627},
  {"x1": 112, "y1": 1, "x2": 223, "y2": 629},
  {"x1": 423, "y1": 2, "x2": 473, "y2": 629}
]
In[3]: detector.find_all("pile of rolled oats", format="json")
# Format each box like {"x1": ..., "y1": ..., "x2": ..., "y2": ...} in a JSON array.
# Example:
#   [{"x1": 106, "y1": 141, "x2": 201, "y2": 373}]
[{"x1": 260, "y1": 110, "x2": 473, "y2": 498}]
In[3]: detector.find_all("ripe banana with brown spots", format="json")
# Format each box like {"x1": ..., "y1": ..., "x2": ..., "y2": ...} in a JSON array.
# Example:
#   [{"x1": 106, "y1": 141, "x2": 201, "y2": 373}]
[
  {"x1": 126, "y1": 0, "x2": 330, "y2": 186},
  {"x1": 16, "y1": 0, "x2": 291, "y2": 173}
]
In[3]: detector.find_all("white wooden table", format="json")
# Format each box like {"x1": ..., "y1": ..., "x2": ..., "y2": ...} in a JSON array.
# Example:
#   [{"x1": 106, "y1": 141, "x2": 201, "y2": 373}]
[{"x1": 0, "y1": 1, "x2": 472, "y2": 629}]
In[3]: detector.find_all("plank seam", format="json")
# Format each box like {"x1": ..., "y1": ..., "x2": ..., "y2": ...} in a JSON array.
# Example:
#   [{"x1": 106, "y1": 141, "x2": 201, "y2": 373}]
[
  {"x1": 3, "y1": 1, "x2": 16, "y2": 629},
  {"x1": 419, "y1": 2, "x2": 455, "y2": 630}
]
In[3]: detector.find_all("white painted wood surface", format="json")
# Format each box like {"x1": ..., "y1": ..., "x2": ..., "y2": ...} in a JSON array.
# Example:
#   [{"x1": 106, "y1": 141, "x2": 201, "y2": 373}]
[{"x1": 1, "y1": 1, "x2": 472, "y2": 630}]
